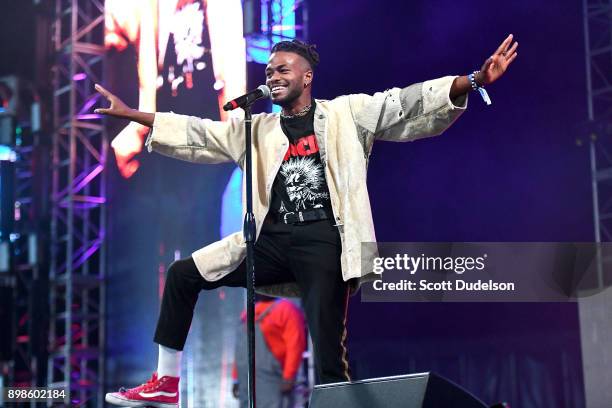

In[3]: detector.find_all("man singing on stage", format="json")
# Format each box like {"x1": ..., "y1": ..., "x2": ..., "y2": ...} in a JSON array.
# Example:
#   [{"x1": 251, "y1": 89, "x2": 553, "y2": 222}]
[{"x1": 98, "y1": 36, "x2": 518, "y2": 407}]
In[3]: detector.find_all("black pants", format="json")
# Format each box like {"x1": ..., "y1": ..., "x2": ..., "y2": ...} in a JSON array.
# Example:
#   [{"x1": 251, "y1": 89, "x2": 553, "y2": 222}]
[{"x1": 154, "y1": 218, "x2": 351, "y2": 384}]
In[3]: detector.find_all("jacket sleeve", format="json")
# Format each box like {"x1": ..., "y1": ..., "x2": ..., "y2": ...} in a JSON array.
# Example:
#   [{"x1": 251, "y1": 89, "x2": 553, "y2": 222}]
[
  {"x1": 349, "y1": 75, "x2": 468, "y2": 147},
  {"x1": 144, "y1": 112, "x2": 248, "y2": 166},
  {"x1": 231, "y1": 361, "x2": 238, "y2": 382},
  {"x1": 279, "y1": 302, "x2": 306, "y2": 381}
]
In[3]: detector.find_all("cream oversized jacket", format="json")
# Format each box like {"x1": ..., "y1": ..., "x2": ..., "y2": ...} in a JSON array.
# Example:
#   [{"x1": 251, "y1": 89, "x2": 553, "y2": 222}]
[{"x1": 146, "y1": 75, "x2": 468, "y2": 296}]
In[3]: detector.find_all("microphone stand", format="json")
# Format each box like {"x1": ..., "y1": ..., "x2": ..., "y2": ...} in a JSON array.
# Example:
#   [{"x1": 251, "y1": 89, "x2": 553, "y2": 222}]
[{"x1": 242, "y1": 103, "x2": 257, "y2": 408}]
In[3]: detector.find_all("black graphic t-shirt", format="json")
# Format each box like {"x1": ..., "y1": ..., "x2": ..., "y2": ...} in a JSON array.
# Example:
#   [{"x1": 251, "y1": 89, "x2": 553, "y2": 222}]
[{"x1": 270, "y1": 102, "x2": 332, "y2": 215}]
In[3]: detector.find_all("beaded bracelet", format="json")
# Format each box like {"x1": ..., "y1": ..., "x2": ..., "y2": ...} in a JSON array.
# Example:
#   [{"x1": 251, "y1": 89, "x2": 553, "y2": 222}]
[{"x1": 468, "y1": 71, "x2": 492, "y2": 105}]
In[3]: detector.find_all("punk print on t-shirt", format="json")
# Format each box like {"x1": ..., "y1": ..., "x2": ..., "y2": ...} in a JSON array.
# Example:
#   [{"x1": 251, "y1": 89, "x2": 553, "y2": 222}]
[{"x1": 270, "y1": 103, "x2": 332, "y2": 215}]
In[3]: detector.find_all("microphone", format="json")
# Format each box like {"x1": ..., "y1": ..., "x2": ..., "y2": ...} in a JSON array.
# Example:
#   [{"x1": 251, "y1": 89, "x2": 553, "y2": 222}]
[{"x1": 223, "y1": 85, "x2": 270, "y2": 111}]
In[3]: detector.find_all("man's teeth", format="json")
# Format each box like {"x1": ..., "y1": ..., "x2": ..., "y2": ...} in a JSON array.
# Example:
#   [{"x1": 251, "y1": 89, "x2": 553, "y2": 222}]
[{"x1": 272, "y1": 86, "x2": 285, "y2": 92}]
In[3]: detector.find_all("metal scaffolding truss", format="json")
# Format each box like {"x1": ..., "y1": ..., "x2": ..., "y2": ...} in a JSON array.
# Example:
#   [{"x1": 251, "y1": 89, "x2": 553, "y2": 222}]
[
  {"x1": 584, "y1": 0, "x2": 612, "y2": 288},
  {"x1": 11, "y1": 136, "x2": 43, "y2": 397},
  {"x1": 49, "y1": 0, "x2": 106, "y2": 406}
]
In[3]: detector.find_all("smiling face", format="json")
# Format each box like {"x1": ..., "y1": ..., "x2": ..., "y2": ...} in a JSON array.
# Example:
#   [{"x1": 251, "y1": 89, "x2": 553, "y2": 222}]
[{"x1": 265, "y1": 51, "x2": 313, "y2": 107}]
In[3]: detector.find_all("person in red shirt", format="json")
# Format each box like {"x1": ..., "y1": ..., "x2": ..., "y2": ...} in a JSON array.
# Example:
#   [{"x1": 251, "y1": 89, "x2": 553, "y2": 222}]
[{"x1": 232, "y1": 295, "x2": 306, "y2": 408}]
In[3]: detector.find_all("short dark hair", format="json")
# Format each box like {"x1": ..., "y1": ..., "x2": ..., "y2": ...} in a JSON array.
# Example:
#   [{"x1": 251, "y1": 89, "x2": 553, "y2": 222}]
[{"x1": 271, "y1": 39, "x2": 320, "y2": 69}]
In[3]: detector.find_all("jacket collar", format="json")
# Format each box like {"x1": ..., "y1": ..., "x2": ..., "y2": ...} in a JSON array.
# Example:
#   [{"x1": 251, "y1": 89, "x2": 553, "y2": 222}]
[
  {"x1": 313, "y1": 99, "x2": 329, "y2": 163},
  {"x1": 314, "y1": 98, "x2": 329, "y2": 120}
]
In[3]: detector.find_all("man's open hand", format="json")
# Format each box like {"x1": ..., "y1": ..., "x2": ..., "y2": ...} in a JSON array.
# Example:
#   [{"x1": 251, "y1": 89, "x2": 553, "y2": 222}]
[
  {"x1": 280, "y1": 379, "x2": 295, "y2": 394},
  {"x1": 477, "y1": 34, "x2": 518, "y2": 86},
  {"x1": 94, "y1": 84, "x2": 132, "y2": 118}
]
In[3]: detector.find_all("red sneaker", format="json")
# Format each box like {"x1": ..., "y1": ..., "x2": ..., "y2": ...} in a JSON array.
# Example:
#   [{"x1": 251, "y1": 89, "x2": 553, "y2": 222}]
[{"x1": 105, "y1": 372, "x2": 179, "y2": 407}]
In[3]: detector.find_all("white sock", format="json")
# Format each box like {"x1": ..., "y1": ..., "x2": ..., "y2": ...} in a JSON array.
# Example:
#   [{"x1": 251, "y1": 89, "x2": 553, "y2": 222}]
[{"x1": 157, "y1": 345, "x2": 182, "y2": 378}]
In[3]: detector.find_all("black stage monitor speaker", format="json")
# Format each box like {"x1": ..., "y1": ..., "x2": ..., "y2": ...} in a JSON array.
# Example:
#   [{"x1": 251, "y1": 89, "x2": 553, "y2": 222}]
[{"x1": 309, "y1": 372, "x2": 488, "y2": 408}]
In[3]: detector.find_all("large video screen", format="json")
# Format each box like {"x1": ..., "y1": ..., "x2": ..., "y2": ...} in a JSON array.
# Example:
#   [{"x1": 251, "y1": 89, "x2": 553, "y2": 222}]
[{"x1": 104, "y1": 1, "x2": 246, "y2": 405}]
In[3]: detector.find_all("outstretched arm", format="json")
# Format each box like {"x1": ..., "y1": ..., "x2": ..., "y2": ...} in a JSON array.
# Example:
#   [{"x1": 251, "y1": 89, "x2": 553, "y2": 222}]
[
  {"x1": 450, "y1": 34, "x2": 519, "y2": 99},
  {"x1": 95, "y1": 83, "x2": 247, "y2": 166},
  {"x1": 350, "y1": 34, "x2": 519, "y2": 149}
]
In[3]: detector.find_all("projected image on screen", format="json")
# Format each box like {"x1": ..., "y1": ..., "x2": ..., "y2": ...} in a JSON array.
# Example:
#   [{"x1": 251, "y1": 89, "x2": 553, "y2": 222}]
[
  {"x1": 104, "y1": 0, "x2": 246, "y2": 178},
  {"x1": 103, "y1": 1, "x2": 247, "y2": 406}
]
